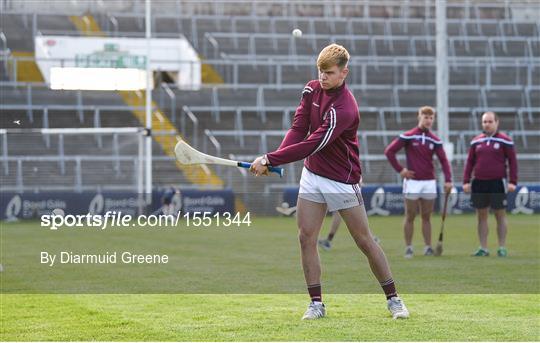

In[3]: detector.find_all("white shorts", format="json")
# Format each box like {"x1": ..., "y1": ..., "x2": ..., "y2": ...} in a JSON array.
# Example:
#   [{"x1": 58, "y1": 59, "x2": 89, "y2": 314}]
[
  {"x1": 402, "y1": 179, "x2": 437, "y2": 200},
  {"x1": 298, "y1": 168, "x2": 364, "y2": 212}
]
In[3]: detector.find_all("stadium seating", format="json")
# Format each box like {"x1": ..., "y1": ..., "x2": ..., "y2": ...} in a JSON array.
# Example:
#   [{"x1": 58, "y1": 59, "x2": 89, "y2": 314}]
[{"x1": 1, "y1": 0, "x2": 539, "y2": 201}]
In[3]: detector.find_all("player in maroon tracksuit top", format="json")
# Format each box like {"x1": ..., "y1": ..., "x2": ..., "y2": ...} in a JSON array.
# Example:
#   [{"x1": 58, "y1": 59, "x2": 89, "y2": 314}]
[
  {"x1": 251, "y1": 44, "x2": 409, "y2": 320},
  {"x1": 263, "y1": 78, "x2": 361, "y2": 183},
  {"x1": 384, "y1": 106, "x2": 453, "y2": 258},
  {"x1": 463, "y1": 112, "x2": 518, "y2": 257}
]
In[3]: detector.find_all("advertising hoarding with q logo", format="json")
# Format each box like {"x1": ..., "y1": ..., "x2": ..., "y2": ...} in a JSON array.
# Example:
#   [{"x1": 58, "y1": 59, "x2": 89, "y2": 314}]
[
  {"x1": 279, "y1": 185, "x2": 540, "y2": 215},
  {"x1": 0, "y1": 190, "x2": 235, "y2": 220}
]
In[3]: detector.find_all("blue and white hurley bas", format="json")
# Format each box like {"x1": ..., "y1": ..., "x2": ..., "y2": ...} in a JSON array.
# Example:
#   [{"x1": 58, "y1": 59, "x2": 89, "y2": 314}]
[{"x1": 174, "y1": 139, "x2": 284, "y2": 177}]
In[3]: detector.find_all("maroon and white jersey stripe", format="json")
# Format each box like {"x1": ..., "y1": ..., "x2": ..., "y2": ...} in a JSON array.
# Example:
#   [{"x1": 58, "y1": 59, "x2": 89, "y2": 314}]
[
  {"x1": 384, "y1": 127, "x2": 452, "y2": 182},
  {"x1": 266, "y1": 80, "x2": 362, "y2": 184},
  {"x1": 463, "y1": 131, "x2": 518, "y2": 184}
]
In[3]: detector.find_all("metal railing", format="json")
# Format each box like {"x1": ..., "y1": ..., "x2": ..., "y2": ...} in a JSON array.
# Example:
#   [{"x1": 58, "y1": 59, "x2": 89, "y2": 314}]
[
  {"x1": 3, "y1": 1, "x2": 537, "y2": 21},
  {"x1": 0, "y1": 128, "x2": 141, "y2": 190},
  {"x1": 202, "y1": 128, "x2": 540, "y2": 181},
  {"x1": 215, "y1": 55, "x2": 539, "y2": 88},
  {"x1": 0, "y1": 103, "x2": 146, "y2": 126},
  {"x1": 2, "y1": 50, "x2": 538, "y2": 89},
  {"x1": 2, "y1": 10, "x2": 538, "y2": 51},
  {"x1": 158, "y1": 82, "x2": 177, "y2": 123},
  {"x1": 189, "y1": 103, "x2": 539, "y2": 146},
  {"x1": 186, "y1": 105, "x2": 297, "y2": 130},
  {"x1": 180, "y1": 105, "x2": 199, "y2": 148},
  {"x1": 0, "y1": 128, "x2": 195, "y2": 192},
  {"x1": 4, "y1": 13, "x2": 539, "y2": 57},
  {"x1": 203, "y1": 31, "x2": 538, "y2": 60},
  {"x1": 2, "y1": 83, "x2": 538, "y2": 137},
  {"x1": 1, "y1": 123, "x2": 538, "y2": 192},
  {"x1": 167, "y1": 84, "x2": 538, "y2": 117}
]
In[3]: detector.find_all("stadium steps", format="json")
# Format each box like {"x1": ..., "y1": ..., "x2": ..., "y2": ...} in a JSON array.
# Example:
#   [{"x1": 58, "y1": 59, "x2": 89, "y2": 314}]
[
  {"x1": 152, "y1": 159, "x2": 193, "y2": 185},
  {"x1": 0, "y1": 60, "x2": 8, "y2": 82},
  {"x1": 172, "y1": 84, "x2": 532, "y2": 114},
  {"x1": 3, "y1": 14, "x2": 75, "y2": 82},
  {"x1": 158, "y1": 12, "x2": 536, "y2": 188},
  {"x1": 3, "y1": 10, "x2": 537, "y2": 190},
  {"x1": 1, "y1": 109, "x2": 45, "y2": 129},
  {"x1": 3, "y1": 133, "x2": 146, "y2": 157},
  {"x1": 4, "y1": 156, "x2": 195, "y2": 191},
  {"x1": 173, "y1": 109, "x2": 288, "y2": 158},
  {"x1": 118, "y1": 90, "x2": 225, "y2": 187},
  {"x1": 3, "y1": 135, "x2": 53, "y2": 156},
  {"x1": 107, "y1": 15, "x2": 536, "y2": 49},
  {"x1": 8, "y1": 51, "x2": 44, "y2": 82},
  {"x1": 121, "y1": 3, "x2": 513, "y2": 20},
  {"x1": 68, "y1": 14, "x2": 242, "y2": 200},
  {"x1": 214, "y1": 88, "x2": 259, "y2": 107},
  {"x1": 1, "y1": 14, "x2": 35, "y2": 51},
  {"x1": 201, "y1": 56, "x2": 225, "y2": 84},
  {"x1": 0, "y1": 15, "x2": 197, "y2": 191},
  {"x1": 201, "y1": 34, "x2": 518, "y2": 59},
  {"x1": 69, "y1": 15, "x2": 105, "y2": 36},
  {"x1": 1, "y1": 139, "x2": 173, "y2": 191},
  {"x1": 79, "y1": 161, "x2": 140, "y2": 187},
  {"x1": 16, "y1": 161, "x2": 76, "y2": 188},
  {"x1": 5, "y1": 88, "x2": 126, "y2": 107},
  {"x1": 38, "y1": 14, "x2": 79, "y2": 34}
]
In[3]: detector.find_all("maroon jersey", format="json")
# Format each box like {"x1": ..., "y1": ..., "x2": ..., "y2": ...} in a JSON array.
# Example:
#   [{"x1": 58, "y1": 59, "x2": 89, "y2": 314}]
[
  {"x1": 463, "y1": 132, "x2": 518, "y2": 184},
  {"x1": 384, "y1": 127, "x2": 452, "y2": 182},
  {"x1": 266, "y1": 80, "x2": 362, "y2": 184}
]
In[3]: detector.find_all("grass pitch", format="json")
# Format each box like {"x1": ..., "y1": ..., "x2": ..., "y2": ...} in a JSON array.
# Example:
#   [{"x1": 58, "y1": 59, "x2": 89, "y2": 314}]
[
  {"x1": 1, "y1": 214, "x2": 539, "y2": 341},
  {"x1": 2, "y1": 294, "x2": 538, "y2": 341}
]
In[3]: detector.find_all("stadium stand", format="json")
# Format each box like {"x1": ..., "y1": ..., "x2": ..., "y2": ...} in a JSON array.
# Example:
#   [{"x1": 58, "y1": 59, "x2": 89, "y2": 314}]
[{"x1": 1, "y1": 0, "x2": 538, "y2": 213}]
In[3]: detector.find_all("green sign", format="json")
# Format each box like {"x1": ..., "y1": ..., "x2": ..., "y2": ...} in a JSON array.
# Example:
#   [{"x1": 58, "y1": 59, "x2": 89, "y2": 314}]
[{"x1": 75, "y1": 43, "x2": 147, "y2": 69}]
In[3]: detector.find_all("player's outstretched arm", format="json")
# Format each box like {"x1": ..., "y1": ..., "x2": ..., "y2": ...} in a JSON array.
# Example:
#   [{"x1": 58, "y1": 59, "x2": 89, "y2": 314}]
[
  {"x1": 264, "y1": 106, "x2": 355, "y2": 167},
  {"x1": 249, "y1": 82, "x2": 315, "y2": 177}
]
